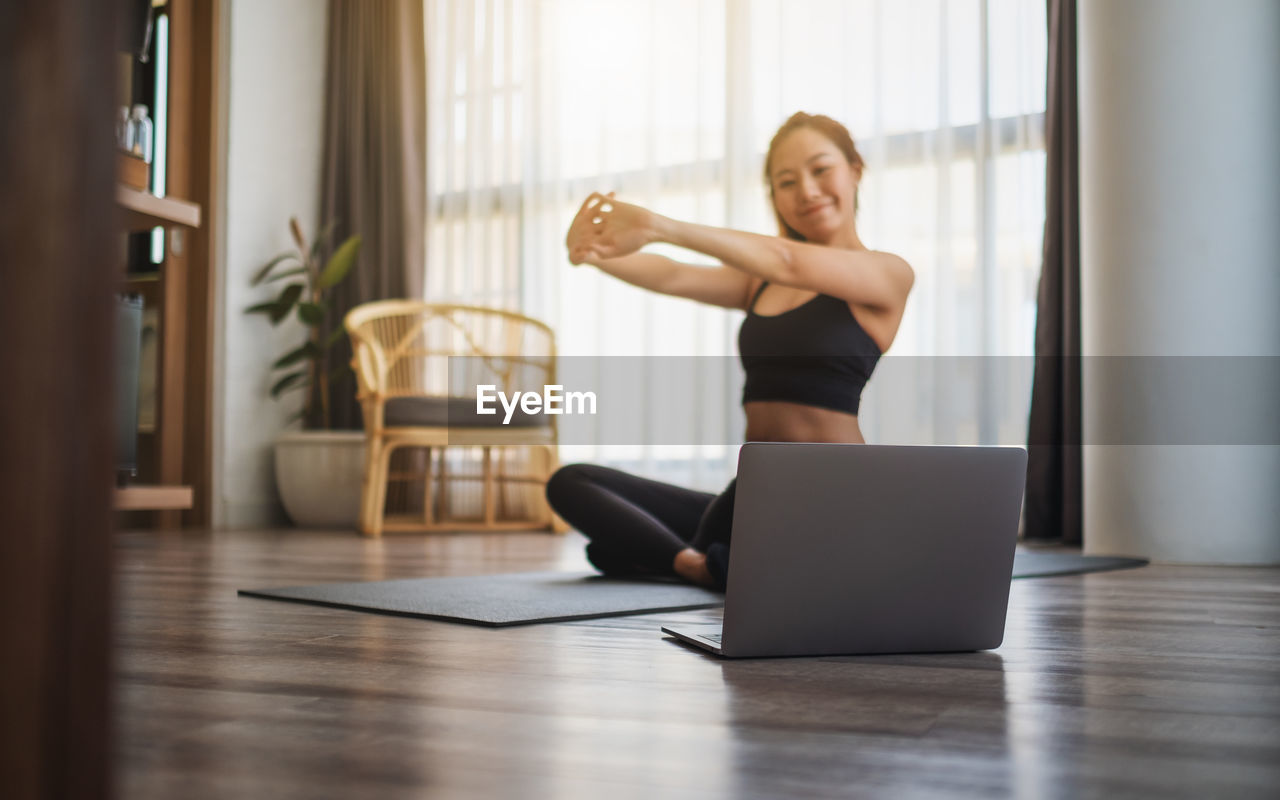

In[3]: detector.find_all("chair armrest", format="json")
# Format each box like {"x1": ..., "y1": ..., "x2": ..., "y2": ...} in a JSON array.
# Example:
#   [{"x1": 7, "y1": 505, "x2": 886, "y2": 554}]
[{"x1": 347, "y1": 329, "x2": 389, "y2": 398}]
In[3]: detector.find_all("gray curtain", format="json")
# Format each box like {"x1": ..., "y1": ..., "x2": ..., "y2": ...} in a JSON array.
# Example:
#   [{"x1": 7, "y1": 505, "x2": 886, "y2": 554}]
[
  {"x1": 315, "y1": 0, "x2": 426, "y2": 430},
  {"x1": 1024, "y1": 0, "x2": 1081, "y2": 543}
]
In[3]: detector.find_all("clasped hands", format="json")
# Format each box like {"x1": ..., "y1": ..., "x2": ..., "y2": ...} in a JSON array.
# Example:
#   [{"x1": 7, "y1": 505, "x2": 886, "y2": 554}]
[{"x1": 565, "y1": 191, "x2": 662, "y2": 265}]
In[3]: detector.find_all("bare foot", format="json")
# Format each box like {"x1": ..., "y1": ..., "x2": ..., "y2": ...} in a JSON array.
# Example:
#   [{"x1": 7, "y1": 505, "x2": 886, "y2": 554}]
[{"x1": 672, "y1": 548, "x2": 717, "y2": 588}]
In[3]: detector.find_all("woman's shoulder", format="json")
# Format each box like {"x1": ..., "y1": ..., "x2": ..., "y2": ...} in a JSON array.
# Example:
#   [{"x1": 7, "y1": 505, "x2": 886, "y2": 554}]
[
  {"x1": 853, "y1": 248, "x2": 915, "y2": 303},
  {"x1": 867, "y1": 248, "x2": 914, "y2": 278}
]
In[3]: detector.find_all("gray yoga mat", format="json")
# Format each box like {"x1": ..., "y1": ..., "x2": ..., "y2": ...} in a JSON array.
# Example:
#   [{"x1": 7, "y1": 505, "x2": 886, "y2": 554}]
[
  {"x1": 238, "y1": 551, "x2": 1147, "y2": 628},
  {"x1": 239, "y1": 571, "x2": 723, "y2": 627}
]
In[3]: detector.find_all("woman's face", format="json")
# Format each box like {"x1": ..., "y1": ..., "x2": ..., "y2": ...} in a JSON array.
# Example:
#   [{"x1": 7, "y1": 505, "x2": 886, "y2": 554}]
[{"x1": 769, "y1": 127, "x2": 860, "y2": 244}]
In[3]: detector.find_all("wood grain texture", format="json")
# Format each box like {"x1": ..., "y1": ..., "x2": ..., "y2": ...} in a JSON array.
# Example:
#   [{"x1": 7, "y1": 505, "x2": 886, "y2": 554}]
[
  {"x1": 1, "y1": 1, "x2": 119, "y2": 796},
  {"x1": 169, "y1": 0, "x2": 219, "y2": 529},
  {"x1": 114, "y1": 529, "x2": 1280, "y2": 799},
  {"x1": 114, "y1": 484, "x2": 194, "y2": 510},
  {"x1": 116, "y1": 186, "x2": 201, "y2": 231}
]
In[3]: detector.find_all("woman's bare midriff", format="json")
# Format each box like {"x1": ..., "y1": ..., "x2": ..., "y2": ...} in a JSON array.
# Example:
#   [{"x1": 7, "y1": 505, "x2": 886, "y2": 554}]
[{"x1": 743, "y1": 400, "x2": 865, "y2": 444}]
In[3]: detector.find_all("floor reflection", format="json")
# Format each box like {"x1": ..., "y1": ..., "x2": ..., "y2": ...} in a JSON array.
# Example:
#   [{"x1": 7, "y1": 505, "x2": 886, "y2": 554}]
[{"x1": 716, "y1": 650, "x2": 1009, "y2": 796}]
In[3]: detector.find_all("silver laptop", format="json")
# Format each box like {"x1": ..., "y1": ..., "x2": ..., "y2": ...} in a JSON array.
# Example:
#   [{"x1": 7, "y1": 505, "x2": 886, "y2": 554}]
[{"x1": 662, "y1": 442, "x2": 1027, "y2": 658}]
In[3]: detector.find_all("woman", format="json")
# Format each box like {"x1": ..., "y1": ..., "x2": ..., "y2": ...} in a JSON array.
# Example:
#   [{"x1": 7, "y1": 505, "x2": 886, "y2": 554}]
[{"x1": 546, "y1": 112, "x2": 914, "y2": 589}]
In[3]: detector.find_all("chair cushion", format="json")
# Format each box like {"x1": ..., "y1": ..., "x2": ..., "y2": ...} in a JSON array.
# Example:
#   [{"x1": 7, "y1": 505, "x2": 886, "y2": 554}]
[{"x1": 383, "y1": 396, "x2": 547, "y2": 428}]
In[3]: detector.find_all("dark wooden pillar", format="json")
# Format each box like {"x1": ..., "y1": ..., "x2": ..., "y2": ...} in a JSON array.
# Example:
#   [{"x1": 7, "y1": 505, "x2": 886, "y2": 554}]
[
  {"x1": 171, "y1": 0, "x2": 221, "y2": 529},
  {"x1": 0, "y1": 0, "x2": 119, "y2": 797}
]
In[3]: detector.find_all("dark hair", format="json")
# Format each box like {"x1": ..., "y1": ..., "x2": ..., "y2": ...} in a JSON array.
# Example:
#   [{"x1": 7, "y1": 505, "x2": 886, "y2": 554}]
[{"x1": 763, "y1": 112, "x2": 865, "y2": 241}]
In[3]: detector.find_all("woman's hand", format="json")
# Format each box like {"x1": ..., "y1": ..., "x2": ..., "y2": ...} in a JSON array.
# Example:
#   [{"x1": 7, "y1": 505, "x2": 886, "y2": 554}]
[{"x1": 566, "y1": 192, "x2": 663, "y2": 265}]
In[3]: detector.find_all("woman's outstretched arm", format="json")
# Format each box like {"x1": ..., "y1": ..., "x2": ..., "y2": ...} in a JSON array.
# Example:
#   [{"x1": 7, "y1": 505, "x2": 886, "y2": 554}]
[
  {"x1": 568, "y1": 192, "x2": 913, "y2": 313},
  {"x1": 575, "y1": 253, "x2": 755, "y2": 310}
]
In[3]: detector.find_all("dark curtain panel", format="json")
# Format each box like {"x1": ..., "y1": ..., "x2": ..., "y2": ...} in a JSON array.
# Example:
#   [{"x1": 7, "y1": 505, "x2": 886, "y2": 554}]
[
  {"x1": 315, "y1": 0, "x2": 426, "y2": 430},
  {"x1": 1024, "y1": 0, "x2": 1081, "y2": 543}
]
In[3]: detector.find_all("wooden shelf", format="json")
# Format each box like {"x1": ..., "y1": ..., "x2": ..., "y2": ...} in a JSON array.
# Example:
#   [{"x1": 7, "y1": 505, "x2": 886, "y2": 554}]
[
  {"x1": 114, "y1": 485, "x2": 194, "y2": 511},
  {"x1": 115, "y1": 182, "x2": 203, "y2": 526},
  {"x1": 107, "y1": 3, "x2": 217, "y2": 530},
  {"x1": 117, "y1": 185, "x2": 201, "y2": 232},
  {"x1": 122, "y1": 273, "x2": 161, "y2": 305}
]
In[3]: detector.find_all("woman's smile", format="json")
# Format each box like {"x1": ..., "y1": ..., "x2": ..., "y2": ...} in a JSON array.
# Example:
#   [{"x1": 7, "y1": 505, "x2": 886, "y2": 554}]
[{"x1": 800, "y1": 201, "x2": 834, "y2": 216}]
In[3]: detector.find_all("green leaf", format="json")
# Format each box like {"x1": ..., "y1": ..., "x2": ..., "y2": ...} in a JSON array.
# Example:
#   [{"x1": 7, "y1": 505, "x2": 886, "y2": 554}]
[
  {"x1": 250, "y1": 252, "x2": 298, "y2": 286},
  {"x1": 276, "y1": 282, "x2": 306, "y2": 304},
  {"x1": 268, "y1": 304, "x2": 290, "y2": 325},
  {"x1": 270, "y1": 370, "x2": 306, "y2": 399},
  {"x1": 317, "y1": 235, "x2": 362, "y2": 289},
  {"x1": 266, "y1": 266, "x2": 308, "y2": 284},
  {"x1": 297, "y1": 302, "x2": 327, "y2": 325},
  {"x1": 324, "y1": 327, "x2": 348, "y2": 348},
  {"x1": 269, "y1": 283, "x2": 305, "y2": 324},
  {"x1": 245, "y1": 300, "x2": 279, "y2": 315},
  {"x1": 285, "y1": 408, "x2": 307, "y2": 426},
  {"x1": 271, "y1": 343, "x2": 314, "y2": 370}
]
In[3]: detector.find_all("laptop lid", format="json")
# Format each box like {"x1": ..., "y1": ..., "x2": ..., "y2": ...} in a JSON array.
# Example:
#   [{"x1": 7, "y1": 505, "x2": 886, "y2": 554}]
[{"x1": 717, "y1": 443, "x2": 1027, "y2": 658}]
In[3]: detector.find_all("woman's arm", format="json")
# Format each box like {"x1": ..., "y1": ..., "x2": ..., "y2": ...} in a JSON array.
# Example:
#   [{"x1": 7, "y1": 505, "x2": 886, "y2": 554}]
[
  {"x1": 660, "y1": 218, "x2": 913, "y2": 313},
  {"x1": 570, "y1": 192, "x2": 913, "y2": 313},
  {"x1": 581, "y1": 253, "x2": 755, "y2": 310}
]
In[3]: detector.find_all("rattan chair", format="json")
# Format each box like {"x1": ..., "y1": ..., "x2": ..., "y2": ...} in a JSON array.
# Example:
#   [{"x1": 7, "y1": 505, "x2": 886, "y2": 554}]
[{"x1": 345, "y1": 300, "x2": 566, "y2": 536}]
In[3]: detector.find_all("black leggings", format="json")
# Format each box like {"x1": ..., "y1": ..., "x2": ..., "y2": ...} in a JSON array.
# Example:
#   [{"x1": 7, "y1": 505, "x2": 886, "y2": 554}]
[{"x1": 545, "y1": 464, "x2": 736, "y2": 579}]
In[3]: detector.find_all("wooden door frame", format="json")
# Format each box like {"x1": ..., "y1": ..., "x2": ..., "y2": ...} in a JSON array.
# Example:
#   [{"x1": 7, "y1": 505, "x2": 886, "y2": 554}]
[{"x1": 165, "y1": 0, "x2": 221, "y2": 528}]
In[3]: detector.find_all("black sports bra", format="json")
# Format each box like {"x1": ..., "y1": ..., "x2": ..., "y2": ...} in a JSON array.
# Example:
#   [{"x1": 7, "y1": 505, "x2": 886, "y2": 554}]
[{"x1": 738, "y1": 282, "x2": 882, "y2": 415}]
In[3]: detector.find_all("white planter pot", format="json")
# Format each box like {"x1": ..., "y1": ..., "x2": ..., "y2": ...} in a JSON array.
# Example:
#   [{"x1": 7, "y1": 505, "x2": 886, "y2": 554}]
[{"x1": 274, "y1": 430, "x2": 366, "y2": 529}]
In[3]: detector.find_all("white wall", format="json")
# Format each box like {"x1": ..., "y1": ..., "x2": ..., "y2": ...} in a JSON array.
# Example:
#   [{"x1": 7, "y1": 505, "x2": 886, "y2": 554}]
[
  {"x1": 213, "y1": 0, "x2": 328, "y2": 528},
  {"x1": 1079, "y1": 0, "x2": 1280, "y2": 563}
]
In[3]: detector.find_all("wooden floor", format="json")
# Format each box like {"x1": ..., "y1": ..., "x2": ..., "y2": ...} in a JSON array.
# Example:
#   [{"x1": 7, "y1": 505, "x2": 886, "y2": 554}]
[{"x1": 114, "y1": 528, "x2": 1280, "y2": 799}]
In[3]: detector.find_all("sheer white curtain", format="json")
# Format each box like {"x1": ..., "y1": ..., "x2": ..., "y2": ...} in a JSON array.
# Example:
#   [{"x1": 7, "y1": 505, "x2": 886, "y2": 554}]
[{"x1": 424, "y1": 0, "x2": 1046, "y2": 488}]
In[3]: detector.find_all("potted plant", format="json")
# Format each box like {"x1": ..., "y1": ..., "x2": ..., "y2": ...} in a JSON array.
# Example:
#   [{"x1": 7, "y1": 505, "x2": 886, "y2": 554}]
[{"x1": 247, "y1": 217, "x2": 365, "y2": 528}]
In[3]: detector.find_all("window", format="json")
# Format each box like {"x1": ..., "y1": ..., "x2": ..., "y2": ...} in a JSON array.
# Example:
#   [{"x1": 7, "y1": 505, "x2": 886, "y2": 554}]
[{"x1": 426, "y1": 0, "x2": 1047, "y2": 484}]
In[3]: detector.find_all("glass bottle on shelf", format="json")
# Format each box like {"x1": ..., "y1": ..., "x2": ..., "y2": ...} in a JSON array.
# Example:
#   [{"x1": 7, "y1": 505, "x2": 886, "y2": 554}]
[{"x1": 128, "y1": 104, "x2": 153, "y2": 164}]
